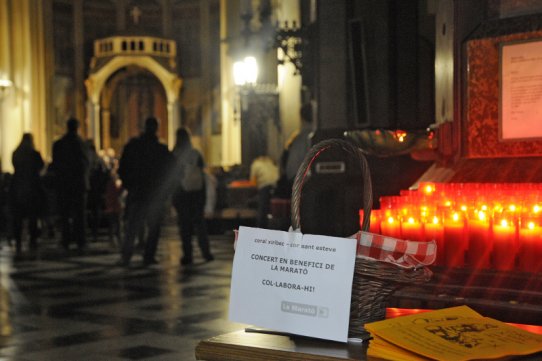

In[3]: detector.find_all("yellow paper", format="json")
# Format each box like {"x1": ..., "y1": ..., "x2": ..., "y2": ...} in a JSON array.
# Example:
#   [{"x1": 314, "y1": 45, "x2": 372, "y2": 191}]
[
  {"x1": 366, "y1": 306, "x2": 483, "y2": 360},
  {"x1": 368, "y1": 335, "x2": 431, "y2": 361},
  {"x1": 365, "y1": 307, "x2": 542, "y2": 361},
  {"x1": 366, "y1": 305, "x2": 483, "y2": 334}
]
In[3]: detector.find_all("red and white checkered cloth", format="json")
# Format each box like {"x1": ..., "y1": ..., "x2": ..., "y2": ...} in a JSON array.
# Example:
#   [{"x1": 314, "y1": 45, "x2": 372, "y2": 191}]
[
  {"x1": 234, "y1": 228, "x2": 436, "y2": 269},
  {"x1": 354, "y1": 231, "x2": 436, "y2": 269}
]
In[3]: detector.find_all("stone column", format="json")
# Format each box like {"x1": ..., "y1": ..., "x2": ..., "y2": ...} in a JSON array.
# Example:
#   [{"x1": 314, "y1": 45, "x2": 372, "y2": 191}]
[
  {"x1": 87, "y1": 100, "x2": 101, "y2": 150},
  {"x1": 0, "y1": 0, "x2": 11, "y2": 170},
  {"x1": 219, "y1": 0, "x2": 242, "y2": 166},
  {"x1": 73, "y1": 0, "x2": 86, "y2": 134},
  {"x1": 0, "y1": 0, "x2": 49, "y2": 170},
  {"x1": 101, "y1": 108, "x2": 111, "y2": 150},
  {"x1": 200, "y1": 0, "x2": 212, "y2": 162}
]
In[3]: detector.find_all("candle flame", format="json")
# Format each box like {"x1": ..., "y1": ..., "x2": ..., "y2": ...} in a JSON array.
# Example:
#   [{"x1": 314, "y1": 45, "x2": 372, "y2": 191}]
[
  {"x1": 452, "y1": 213, "x2": 459, "y2": 222},
  {"x1": 528, "y1": 221, "x2": 536, "y2": 230},
  {"x1": 387, "y1": 217, "x2": 395, "y2": 224},
  {"x1": 500, "y1": 219, "x2": 508, "y2": 227},
  {"x1": 432, "y1": 216, "x2": 439, "y2": 225},
  {"x1": 481, "y1": 204, "x2": 488, "y2": 211},
  {"x1": 394, "y1": 130, "x2": 407, "y2": 142},
  {"x1": 478, "y1": 211, "x2": 486, "y2": 221},
  {"x1": 509, "y1": 204, "x2": 517, "y2": 212},
  {"x1": 423, "y1": 185, "x2": 434, "y2": 195},
  {"x1": 534, "y1": 205, "x2": 541, "y2": 213},
  {"x1": 460, "y1": 205, "x2": 467, "y2": 212},
  {"x1": 408, "y1": 217, "x2": 415, "y2": 224}
]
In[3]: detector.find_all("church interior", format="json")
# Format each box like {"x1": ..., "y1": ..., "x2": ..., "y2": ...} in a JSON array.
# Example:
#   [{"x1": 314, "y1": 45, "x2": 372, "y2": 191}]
[{"x1": 1, "y1": 0, "x2": 542, "y2": 359}]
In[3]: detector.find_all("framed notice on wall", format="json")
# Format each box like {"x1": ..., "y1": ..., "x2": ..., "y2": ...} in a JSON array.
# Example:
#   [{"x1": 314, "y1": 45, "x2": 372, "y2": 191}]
[{"x1": 500, "y1": 38, "x2": 542, "y2": 140}]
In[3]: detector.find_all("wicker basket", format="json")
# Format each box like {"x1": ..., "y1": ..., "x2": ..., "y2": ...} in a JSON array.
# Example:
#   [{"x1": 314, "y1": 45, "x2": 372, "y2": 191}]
[{"x1": 290, "y1": 139, "x2": 430, "y2": 340}]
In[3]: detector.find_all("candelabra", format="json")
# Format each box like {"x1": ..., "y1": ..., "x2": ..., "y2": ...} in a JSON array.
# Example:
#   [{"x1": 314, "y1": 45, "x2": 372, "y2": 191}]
[
  {"x1": 238, "y1": 3, "x2": 306, "y2": 76},
  {"x1": 273, "y1": 20, "x2": 305, "y2": 75}
]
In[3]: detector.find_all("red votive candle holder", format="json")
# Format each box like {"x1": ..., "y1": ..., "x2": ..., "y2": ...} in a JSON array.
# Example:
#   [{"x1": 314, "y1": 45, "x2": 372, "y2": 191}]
[
  {"x1": 370, "y1": 209, "x2": 382, "y2": 234},
  {"x1": 418, "y1": 182, "x2": 436, "y2": 197},
  {"x1": 492, "y1": 215, "x2": 517, "y2": 271},
  {"x1": 424, "y1": 215, "x2": 445, "y2": 266},
  {"x1": 443, "y1": 211, "x2": 467, "y2": 267},
  {"x1": 359, "y1": 209, "x2": 381, "y2": 234},
  {"x1": 518, "y1": 216, "x2": 542, "y2": 273},
  {"x1": 380, "y1": 215, "x2": 401, "y2": 239},
  {"x1": 401, "y1": 215, "x2": 424, "y2": 242},
  {"x1": 466, "y1": 210, "x2": 492, "y2": 269}
]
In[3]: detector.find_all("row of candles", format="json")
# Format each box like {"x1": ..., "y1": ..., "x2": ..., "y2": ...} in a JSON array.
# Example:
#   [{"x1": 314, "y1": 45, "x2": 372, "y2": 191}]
[{"x1": 363, "y1": 182, "x2": 542, "y2": 272}]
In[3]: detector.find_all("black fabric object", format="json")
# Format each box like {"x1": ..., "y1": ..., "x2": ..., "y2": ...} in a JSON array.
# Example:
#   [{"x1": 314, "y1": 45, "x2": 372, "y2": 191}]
[{"x1": 297, "y1": 145, "x2": 365, "y2": 238}]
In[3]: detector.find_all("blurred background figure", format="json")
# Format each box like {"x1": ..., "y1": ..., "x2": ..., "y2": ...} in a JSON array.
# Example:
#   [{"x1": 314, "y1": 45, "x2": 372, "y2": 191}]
[
  {"x1": 103, "y1": 165, "x2": 123, "y2": 246},
  {"x1": 249, "y1": 155, "x2": 279, "y2": 228},
  {"x1": 117, "y1": 117, "x2": 173, "y2": 267},
  {"x1": 0, "y1": 173, "x2": 12, "y2": 245},
  {"x1": 40, "y1": 158, "x2": 60, "y2": 241},
  {"x1": 98, "y1": 146, "x2": 122, "y2": 245},
  {"x1": 204, "y1": 169, "x2": 218, "y2": 219},
  {"x1": 101, "y1": 148, "x2": 118, "y2": 171},
  {"x1": 172, "y1": 127, "x2": 214, "y2": 265},
  {"x1": 275, "y1": 102, "x2": 313, "y2": 199},
  {"x1": 50, "y1": 118, "x2": 90, "y2": 252},
  {"x1": 8, "y1": 133, "x2": 45, "y2": 257},
  {"x1": 86, "y1": 139, "x2": 110, "y2": 242}
]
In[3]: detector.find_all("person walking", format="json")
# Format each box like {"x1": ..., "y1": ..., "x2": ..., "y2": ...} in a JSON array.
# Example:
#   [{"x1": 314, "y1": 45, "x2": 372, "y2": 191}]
[
  {"x1": 50, "y1": 118, "x2": 90, "y2": 252},
  {"x1": 8, "y1": 133, "x2": 44, "y2": 257},
  {"x1": 117, "y1": 117, "x2": 173, "y2": 266},
  {"x1": 172, "y1": 127, "x2": 213, "y2": 265}
]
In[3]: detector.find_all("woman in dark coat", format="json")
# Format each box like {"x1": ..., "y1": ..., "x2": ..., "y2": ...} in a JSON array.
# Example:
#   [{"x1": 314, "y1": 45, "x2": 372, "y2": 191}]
[{"x1": 9, "y1": 133, "x2": 44, "y2": 256}]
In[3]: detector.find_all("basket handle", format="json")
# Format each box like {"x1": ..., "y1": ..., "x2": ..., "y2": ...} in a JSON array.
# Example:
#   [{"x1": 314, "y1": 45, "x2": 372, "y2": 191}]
[{"x1": 290, "y1": 139, "x2": 373, "y2": 232}]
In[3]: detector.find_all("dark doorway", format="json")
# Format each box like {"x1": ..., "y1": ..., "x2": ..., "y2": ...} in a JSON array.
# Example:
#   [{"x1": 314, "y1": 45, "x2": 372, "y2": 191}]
[{"x1": 102, "y1": 66, "x2": 167, "y2": 155}]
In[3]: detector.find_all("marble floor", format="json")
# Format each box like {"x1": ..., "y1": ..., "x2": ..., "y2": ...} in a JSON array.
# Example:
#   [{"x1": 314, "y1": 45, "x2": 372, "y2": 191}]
[{"x1": 0, "y1": 220, "x2": 247, "y2": 360}]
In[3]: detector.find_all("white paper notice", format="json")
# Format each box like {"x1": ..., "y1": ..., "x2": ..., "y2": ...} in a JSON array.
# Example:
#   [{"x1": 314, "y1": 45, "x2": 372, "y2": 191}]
[
  {"x1": 229, "y1": 226, "x2": 357, "y2": 342},
  {"x1": 501, "y1": 40, "x2": 542, "y2": 140}
]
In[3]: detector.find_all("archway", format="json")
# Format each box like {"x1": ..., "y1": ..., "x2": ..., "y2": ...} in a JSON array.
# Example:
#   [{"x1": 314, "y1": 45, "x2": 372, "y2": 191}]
[
  {"x1": 85, "y1": 54, "x2": 182, "y2": 149},
  {"x1": 100, "y1": 66, "x2": 168, "y2": 155}
]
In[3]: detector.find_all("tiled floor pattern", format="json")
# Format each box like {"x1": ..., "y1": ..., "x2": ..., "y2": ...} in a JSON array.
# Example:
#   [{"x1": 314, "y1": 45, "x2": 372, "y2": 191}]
[{"x1": 0, "y1": 223, "x2": 247, "y2": 360}]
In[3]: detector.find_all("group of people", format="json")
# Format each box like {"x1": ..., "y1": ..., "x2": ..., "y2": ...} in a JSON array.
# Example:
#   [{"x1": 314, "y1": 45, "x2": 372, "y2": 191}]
[
  {"x1": 117, "y1": 117, "x2": 213, "y2": 266},
  {"x1": 4, "y1": 101, "x2": 314, "y2": 264},
  {"x1": 4, "y1": 116, "x2": 213, "y2": 267}
]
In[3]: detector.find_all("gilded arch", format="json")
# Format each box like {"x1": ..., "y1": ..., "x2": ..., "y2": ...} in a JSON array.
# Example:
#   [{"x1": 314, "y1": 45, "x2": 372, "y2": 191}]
[{"x1": 85, "y1": 54, "x2": 182, "y2": 149}]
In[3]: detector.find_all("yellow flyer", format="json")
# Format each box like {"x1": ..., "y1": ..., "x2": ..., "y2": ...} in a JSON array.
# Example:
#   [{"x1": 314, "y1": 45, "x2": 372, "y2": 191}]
[
  {"x1": 368, "y1": 334, "x2": 431, "y2": 361},
  {"x1": 366, "y1": 305, "x2": 483, "y2": 333},
  {"x1": 367, "y1": 311, "x2": 542, "y2": 361}
]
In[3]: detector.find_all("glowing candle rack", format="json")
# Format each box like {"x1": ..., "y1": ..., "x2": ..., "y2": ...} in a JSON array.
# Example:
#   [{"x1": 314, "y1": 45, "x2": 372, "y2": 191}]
[{"x1": 362, "y1": 182, "x2": 542, "y2": 272}]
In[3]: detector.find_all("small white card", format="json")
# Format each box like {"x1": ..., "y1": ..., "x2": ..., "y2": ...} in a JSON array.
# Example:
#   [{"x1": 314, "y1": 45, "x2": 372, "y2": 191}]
[{"x1": 229, "y1": 226, "x2": 357, "y2": 342}]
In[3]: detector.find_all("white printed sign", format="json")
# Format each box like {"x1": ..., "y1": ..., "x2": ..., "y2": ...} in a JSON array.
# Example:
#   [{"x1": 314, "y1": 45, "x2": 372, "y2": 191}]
[
  {"x1": 501, "y1": 39, "x2": 542, "y2": 140},
  {"x1": 229, "y1": 226, "x2": 357, "y2": 342}
]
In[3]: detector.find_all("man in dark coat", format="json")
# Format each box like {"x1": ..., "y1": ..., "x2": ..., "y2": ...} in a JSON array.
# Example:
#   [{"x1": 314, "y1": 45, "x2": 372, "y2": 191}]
[
  {"x1": 117, "y1": 117, "x2": 174, "y2": 266},
  {"x1": 50, "y1": 118, "x2": 90, "y2": 251}
]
